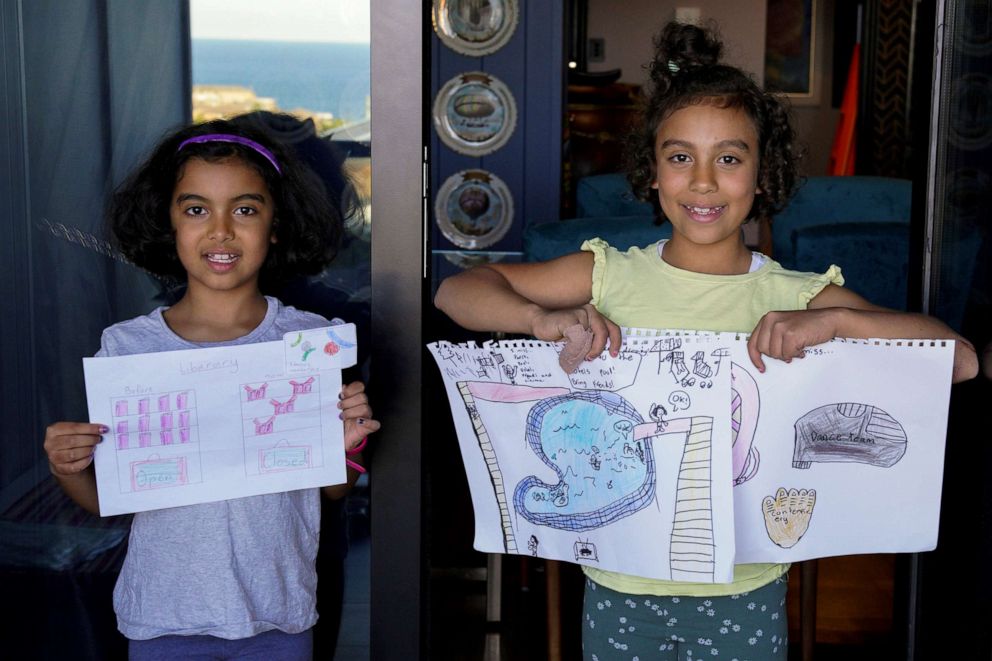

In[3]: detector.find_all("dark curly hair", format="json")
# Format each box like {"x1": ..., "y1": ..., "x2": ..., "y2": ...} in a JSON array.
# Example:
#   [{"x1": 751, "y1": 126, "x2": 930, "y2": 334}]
[
  {"x1": 627, "y1": 21, "x2": 801, "y2": 223},
  {"x1": 108, "y1": 118, "x2": 341, "y2": 291}
]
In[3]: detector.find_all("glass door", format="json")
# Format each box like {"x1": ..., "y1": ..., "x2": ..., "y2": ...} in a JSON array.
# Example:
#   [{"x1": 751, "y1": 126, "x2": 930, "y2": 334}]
[
  {"x1": 0, "y1": 0, "x2": 425, "y2": 658},
  {"x1": 189, "y1": 4, "x2": 372, "y2": 655},
  {"x1": 912, "y1": 0, "x2": 992, "y2": 657}
]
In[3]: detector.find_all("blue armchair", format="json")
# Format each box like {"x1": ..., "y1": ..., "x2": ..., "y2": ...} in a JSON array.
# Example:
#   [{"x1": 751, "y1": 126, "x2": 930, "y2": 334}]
[{"x1": 773, "y1": 176, "x2": 912, "y2": 310}]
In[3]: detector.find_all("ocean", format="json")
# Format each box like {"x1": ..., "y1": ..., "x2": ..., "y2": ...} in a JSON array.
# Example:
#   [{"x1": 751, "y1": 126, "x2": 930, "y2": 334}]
[{"x1": 192, "y1": 39, "x2": 371, "y2": 121}]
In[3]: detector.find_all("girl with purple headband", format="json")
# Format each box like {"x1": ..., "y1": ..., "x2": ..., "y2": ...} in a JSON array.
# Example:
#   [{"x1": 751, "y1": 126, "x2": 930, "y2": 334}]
[{"x1": 42, "y1": 118, "x2": 380, "y2": 660}]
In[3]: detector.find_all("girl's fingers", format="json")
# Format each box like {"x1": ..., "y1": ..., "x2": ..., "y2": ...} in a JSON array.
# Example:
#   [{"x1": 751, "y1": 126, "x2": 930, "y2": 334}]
[
  {"x1": 338, "y1": 393, "x2": 368, "y2": 409},
  {"x1": 44, "y1": 422, "x2": 106, "y2": 445},
  {"x1": 339, "y1": 403, "x2": 373, "y2": 421},
  {"x1": 747, "y1": 322, "x2": 768, "y2": 372},
  {"x1": 344, "y1": 417, "x2": 380, "y2": 448},
  {"x1": 338, "y1": 381, "x2": 366, "y2": 400},
  {"x1": 586, "y1": 314, "x2": 609, "y2": 358},
  {"x1": 52, "y1": 455, "x2": 96, "y2": 476},
  {"x1": 606, "y1": 319, "x2": 623, "y2": 357},
  {"x1": 48, "y1": 442, "x2": 99, "y2": 475},
  {"x1": 44, "y1": 431, "x2": 105, "y2": 458}
]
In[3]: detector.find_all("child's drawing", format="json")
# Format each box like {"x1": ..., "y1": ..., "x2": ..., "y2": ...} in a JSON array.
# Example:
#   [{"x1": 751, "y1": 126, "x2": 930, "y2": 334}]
[
  {"x1": 85, "y1": 326, "x2": 356, "y2": 515},
  {"x1": 270, "y1": 395, "x2": 297, "y2": 415},
  {"x1": 793, "y1": 403, "x2": 907, "y2": 469},
  {"x1": 429, "y1": 332, "x2": 954, "y2": 571},
  {"x1": 130, "y1": 455, "x2": 188, "y2": 491},
  {"x1": 245, "y1": 382, "x2": 268, "y2": 401},
  {"x1": 456, "y1": 379, "x2": 721, "y2": 582},
  {"x1": 456, "y1": 381, "x2": 570, "y2": 553},
  {"x1": 691, "y1": 351, "x2": 714, "y2": 388},
  {"x1": 326, "y1": 326, "x2": 357, "y2": 349},
  {"x1": 649, "y1": 337, "x2": 683, "y2": 376},
  {"x1": 290, "y1": 377, "x2": 314, "y2": 394},
  {"x1": 665, "y1": 350, "x2": 694, "y2": 387},
  {"x1": 241, "y1": 376, "x2": 325, "y2": 475},
  {"x1": 512, "y1": 390, "x2": 655, "y2": 531},
  {"x1": 762, "y1": 487, "x2": 816, "y2": 548},
  {"x1": 259, "y1": 441, "x2": 313, "y2": 473},
  {"x1": 730, "y1": 363, "x2": 760, "y2": 485},
  {"x1": 110, "y1": 389, "x2": 202, "y2": 491},
  {"x1": 253, "y1": 416, "x2": 276, "y2": 435},
  {"x1": 574, "y1": 539, "x2": 598, "y2": 562}
]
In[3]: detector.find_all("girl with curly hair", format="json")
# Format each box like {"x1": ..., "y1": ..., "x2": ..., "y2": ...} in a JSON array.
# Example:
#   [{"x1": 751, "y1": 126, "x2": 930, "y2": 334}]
[
  {"x1": 436, "y1": 20, "x2": 976, "y2": 659},
  {"x1": 43, "y1": 118, "x2": 380, "y2": 659}
]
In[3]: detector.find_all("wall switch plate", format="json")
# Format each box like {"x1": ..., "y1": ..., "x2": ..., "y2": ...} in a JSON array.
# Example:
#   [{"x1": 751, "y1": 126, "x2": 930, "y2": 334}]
[{"x1": 588, "y1": 37, "x2": 605, "y2": 62}]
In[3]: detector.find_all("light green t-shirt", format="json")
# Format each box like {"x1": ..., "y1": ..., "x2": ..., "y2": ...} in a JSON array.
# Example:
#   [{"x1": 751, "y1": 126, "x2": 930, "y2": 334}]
[{"x1": 581, "y1": 238, "x2": 844, "y2": 597}]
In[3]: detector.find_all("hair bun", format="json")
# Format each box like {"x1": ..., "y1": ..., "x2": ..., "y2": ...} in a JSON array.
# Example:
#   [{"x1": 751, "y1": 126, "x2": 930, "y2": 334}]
[{"x1": 649, "y1": 22, "x2": 723, "y2": 87}]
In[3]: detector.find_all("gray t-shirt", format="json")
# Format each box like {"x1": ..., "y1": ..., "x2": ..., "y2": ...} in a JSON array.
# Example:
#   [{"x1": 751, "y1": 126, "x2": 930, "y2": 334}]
[{"x1": 100, "y1": 297, "x2": 329, "y2": 640}]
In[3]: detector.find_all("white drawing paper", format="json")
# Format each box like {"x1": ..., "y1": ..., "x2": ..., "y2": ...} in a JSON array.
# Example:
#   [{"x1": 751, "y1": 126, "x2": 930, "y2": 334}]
[
  {"x1": 429, "y1": 335, "x2": 737, "y2": 583},
  {"x1": 84, "y1": 325, "x2": 357, "y2": 516},
  {"x1": 714, "y1": 336, "x2": 955, "y2": 563},
  {"x1": 429, "y1": 329, "x2": 954, "y2": 580}
]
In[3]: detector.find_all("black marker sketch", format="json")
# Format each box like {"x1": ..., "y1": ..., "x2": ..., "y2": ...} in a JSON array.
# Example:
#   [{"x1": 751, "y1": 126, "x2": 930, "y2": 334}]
[
  {"x1": 528, "y1": 535, "x2": 539, "y2": 556},
  {"x1": 709, "y1": 347, "x2": 731, "y2": 378},
  {"x1": 668, "y1": 390, "x2": 691, "y2": 412},
  {"x1": 793, "y1": 403, "x2": 907, "y2": 469},
  {"x1": 691, "y1": 351, "x2": 714, "y2": 388},
  {"x1": 664, "y1": 351, "x2": 696, "y2": 387},
  {"x1": 650, "y1": 403, "x2": 669, "y2": 432},
  {"x1": 574, "y1": 539, "x2": 598, "y2": 562},
  {"x1": 762, "y1": 487, "x2": 816, "y2": 548},
  {"x1": 650, "y1": 337, "x2": 682, "y2": 375}
]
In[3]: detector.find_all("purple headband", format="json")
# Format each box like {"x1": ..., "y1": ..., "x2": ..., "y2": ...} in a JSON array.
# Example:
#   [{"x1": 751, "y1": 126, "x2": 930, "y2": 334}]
[{"x1": 176, "y1": 134, "x2": 282, "y2": 174}]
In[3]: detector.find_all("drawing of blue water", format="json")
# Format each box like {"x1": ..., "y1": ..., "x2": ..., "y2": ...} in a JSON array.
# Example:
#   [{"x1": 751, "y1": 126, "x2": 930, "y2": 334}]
[
  {"x1": 514, "y1": 391, "x2": 656, "y2": 532},
  {"x1": 192, "y1": 40, "x2": 370, "y2": 121}
]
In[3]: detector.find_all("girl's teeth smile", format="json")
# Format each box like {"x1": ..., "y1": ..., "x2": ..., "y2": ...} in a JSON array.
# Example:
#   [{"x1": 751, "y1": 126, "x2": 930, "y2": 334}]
[
  {"x1": 206, "y1": 253, "x2": 238, "y2": 264},
  {"x1": 684, "y1": 205, "x2": 725, "y2": 215}
]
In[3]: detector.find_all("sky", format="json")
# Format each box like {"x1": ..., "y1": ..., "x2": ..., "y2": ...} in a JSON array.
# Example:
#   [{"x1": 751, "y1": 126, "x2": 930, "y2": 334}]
[{"x1": 190, "y1": 0, "x2": 370, "y2": 43}]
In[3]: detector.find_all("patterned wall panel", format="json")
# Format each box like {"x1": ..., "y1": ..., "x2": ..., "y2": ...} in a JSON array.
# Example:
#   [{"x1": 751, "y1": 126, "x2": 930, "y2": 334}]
[{"x1": 865, "y1": 0, "x2": 914, "y2": 177}]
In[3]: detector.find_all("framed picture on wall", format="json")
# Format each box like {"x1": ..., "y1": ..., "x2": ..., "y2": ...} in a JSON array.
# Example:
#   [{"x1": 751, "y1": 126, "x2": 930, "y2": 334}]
[{"x1": 765, "y1": 0, "x2": 817, "y2": 100}]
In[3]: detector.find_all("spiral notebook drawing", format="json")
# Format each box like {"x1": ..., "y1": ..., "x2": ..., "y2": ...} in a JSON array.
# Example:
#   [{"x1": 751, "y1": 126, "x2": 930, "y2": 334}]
[{"x1": 428, "y1": 329, "x2": 954, "y2": 581}]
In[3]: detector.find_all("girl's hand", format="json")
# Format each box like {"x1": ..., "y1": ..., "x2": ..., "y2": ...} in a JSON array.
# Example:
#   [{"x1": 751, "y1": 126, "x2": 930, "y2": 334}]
[
  {"x1": 44, "y1": 421, "x2": 106, "y2": 476},
  {"x1": 530, "y1": 304, "x2": 622, "y2": 358},
  {"x1": 338, "y1": 381, "x2": 381, "y2": 452},
  {"x1": 747, "y1": 308, "x2": 840, "y2": 372}
]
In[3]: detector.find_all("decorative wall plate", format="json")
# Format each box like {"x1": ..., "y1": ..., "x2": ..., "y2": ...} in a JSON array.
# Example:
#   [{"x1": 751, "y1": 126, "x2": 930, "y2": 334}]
[
  {"x1": 433, "y1": 72, "x2": 517, "y2": 156},
  {"x1": 432, "y1": 0, "x2": 519, "y2": 56},
  {"x1": 435, "y1": 170, "x2": 513, "y2": 249}
]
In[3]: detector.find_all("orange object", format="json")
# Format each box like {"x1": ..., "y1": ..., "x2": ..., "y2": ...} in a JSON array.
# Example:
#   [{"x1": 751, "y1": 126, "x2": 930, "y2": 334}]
[{"x1": 828, "y1": 42, "x2": 860, "y2": 176}]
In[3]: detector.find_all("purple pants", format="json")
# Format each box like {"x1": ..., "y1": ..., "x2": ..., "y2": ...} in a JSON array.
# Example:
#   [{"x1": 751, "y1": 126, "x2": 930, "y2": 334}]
[{"x1": 129, "y1": 628, "x2": 312, "y2": 661}]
